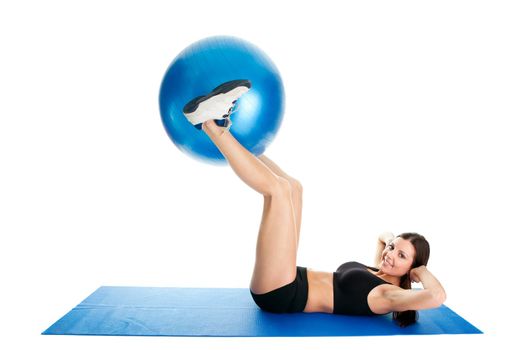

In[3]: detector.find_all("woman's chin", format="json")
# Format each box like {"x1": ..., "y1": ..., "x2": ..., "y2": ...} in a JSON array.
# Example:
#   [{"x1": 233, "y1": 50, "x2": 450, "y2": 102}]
[{"x1": 380, "y1": 262, "x2": 393, "y2": 273}]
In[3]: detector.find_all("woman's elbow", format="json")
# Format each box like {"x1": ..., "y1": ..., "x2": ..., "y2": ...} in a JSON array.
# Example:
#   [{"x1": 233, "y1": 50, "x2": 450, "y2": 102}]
[{"x1": 431, "y1": 289, "x2": 447, "y2": 307}]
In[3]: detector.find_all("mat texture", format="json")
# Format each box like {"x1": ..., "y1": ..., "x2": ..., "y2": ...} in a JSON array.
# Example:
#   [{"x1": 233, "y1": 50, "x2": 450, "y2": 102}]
[{"x1": 43, "y1": 286, "x2": 482, "y2": 337}]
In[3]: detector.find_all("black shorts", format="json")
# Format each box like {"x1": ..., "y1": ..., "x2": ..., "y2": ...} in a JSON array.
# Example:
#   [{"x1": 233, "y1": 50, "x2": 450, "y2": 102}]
[{"x1": 250, "y1": 266, "x2": 309, "y2": 313}]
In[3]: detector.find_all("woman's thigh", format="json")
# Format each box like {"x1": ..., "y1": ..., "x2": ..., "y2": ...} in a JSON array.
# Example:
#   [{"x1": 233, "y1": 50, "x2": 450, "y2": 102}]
[{"x1": 249, "y1": 183, "x2": 298, "y2": 294}]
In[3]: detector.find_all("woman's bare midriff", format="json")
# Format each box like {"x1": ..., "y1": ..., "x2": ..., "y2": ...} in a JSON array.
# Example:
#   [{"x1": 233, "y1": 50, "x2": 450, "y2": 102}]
[{"x1": 304, "y1": 268, "x2": 334, "y2": 313}]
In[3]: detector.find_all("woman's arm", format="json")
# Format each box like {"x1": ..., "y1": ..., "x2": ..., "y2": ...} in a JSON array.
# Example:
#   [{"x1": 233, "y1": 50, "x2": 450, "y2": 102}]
[
  {"x1": 383, "y1": 266, "x2": 447, "y2": 311},
  {"x1": 374, "y1": 232, "x2": 394, "y2": 268}
]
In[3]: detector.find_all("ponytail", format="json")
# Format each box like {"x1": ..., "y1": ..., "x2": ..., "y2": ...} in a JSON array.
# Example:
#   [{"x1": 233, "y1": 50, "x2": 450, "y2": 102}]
[{"x1": 392, "y1": 273, "x2": 418, "y2": 327}]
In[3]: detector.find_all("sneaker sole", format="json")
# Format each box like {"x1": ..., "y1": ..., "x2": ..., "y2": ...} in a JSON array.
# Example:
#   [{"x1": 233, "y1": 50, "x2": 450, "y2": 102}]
[{"x1": 183, "y1": 79, "x2": 252, "y2": 114}]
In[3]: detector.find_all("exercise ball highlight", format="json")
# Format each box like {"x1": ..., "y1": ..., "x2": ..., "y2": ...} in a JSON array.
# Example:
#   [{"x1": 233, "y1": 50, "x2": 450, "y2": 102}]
[{"x1": 159, "y1": 36, "x2": 285, "y2": 165}]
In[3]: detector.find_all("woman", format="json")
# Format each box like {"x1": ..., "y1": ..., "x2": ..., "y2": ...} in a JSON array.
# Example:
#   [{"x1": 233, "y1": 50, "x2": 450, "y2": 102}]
[{"x1": 182, "y1": 80, "x2": 447, "y2": 327}]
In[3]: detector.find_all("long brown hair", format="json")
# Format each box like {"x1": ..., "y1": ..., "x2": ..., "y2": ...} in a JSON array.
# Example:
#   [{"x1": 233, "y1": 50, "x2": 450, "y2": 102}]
[{"x1": 392, "y1": 232, "x2": 430, "y2": 327}]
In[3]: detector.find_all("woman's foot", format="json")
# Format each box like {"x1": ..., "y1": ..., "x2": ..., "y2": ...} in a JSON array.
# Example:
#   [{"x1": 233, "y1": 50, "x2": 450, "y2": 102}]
[{"x1": 183, "y1": 79, "x2": 251, "y2": 130}]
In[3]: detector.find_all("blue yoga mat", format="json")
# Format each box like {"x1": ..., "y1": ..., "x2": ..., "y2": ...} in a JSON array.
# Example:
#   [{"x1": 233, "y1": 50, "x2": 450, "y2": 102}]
[{"x1": 43, "y1": 286, "x2": 482, "y2": 337}]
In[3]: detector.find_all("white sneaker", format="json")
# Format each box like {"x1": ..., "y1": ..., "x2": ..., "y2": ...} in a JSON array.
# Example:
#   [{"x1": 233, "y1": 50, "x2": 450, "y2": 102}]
[{"x1": 183, "y1": 79, "x2": 251, "y2": 130}]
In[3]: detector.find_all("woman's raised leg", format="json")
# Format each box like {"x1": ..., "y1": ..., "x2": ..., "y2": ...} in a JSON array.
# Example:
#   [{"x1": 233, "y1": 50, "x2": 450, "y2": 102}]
[
  {"x1": 258, "y1": 155, "x2": 303, "y2": 246},
  {"x1": 202, "y1": 121, "x2": 299, "y2": 293},
  {"x1": 202, "y1": 121, "x2": 280, "y2": 196}
]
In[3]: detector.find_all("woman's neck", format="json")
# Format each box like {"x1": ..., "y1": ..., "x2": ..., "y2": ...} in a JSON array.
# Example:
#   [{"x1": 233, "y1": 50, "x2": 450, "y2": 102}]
[{"x1": 371, "y1": 269, "x2": 401, "y2": 286}]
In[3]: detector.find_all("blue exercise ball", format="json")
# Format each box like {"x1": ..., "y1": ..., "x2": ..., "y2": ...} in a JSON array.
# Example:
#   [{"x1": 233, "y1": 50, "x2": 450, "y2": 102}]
[{"x1": 159, "y1": 36, "x2": 285, "y2": 165}]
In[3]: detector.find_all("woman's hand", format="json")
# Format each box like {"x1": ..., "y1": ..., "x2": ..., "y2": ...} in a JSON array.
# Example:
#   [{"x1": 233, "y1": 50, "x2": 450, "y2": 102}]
[
  {"x1": 409, "y1": 265, "x2": 447, "y2": 304},
  {"x1": 409, "y1": 265, "x2": 428, "y2": 283},
  {"x1": 378, "y1": 232, "x2": 395, "y2": 244},
  {"x1": 374, "y1": 232, "x2": 394, "y2": 268}
]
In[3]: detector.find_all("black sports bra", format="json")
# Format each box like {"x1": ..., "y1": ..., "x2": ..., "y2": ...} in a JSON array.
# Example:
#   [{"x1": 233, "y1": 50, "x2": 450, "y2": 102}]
[{"x1": 333, "y1": 261, "x2": 392, "y2": 316}]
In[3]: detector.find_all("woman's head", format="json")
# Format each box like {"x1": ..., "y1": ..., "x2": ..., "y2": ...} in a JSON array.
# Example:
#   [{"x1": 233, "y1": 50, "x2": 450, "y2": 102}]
[
  {"x1": 379, "y1": 232, "x2": 430, "y2": 278},
  {"x1": 385, "y1": 232, "x2": 430, "y2": 328}
]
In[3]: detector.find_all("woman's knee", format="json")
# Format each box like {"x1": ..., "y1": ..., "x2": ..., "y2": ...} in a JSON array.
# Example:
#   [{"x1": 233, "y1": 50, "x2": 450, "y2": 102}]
[
  {"x1": 266, "y1": 177, "x2": 304, "y2": 200},
  {"x1": 267, "y1": 176, "x2": 294, "y2": 197},
  {"x1": 287, "y1": 178, "x2": 303, "y2": 197},
  {"x1": 279, "y1": 177, "x2": 303, "y2": 199}
]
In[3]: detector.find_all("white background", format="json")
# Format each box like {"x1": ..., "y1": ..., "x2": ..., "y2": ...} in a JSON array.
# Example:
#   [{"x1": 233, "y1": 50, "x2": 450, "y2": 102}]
[{"x1": 1, "y1": 0, "x2": 524, "y2": 349}]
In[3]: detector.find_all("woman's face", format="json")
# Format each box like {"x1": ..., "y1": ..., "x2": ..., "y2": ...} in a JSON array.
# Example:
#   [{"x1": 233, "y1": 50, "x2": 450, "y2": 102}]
[{"x1": 379, "y1": 237, "x2": 416, "y2": 276}]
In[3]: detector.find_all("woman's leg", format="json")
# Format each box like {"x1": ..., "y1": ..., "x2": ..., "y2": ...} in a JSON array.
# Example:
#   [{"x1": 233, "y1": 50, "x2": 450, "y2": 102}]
[
  {"x1": 258, "y1": 155, "x2": 303, "y2": 246},
  {"x1": 202, "y1": 121, "x2": 280, "y2": 196},
  {"x1": 202, "y1": 121, "x2": 299, "y2": 293}
]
